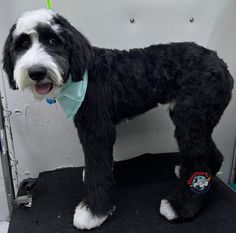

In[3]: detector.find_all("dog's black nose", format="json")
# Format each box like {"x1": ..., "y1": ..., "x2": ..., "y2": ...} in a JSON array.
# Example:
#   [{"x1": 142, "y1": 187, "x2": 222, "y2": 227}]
[{"x1": 28, "y1": 66, "x2": 47, "y2": 81}]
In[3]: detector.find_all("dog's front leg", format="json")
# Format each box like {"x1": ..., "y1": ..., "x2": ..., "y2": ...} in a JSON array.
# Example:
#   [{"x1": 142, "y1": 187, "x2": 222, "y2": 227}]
[{"x1": 73, "y1": 117, "x2": 116, "y2": 230}]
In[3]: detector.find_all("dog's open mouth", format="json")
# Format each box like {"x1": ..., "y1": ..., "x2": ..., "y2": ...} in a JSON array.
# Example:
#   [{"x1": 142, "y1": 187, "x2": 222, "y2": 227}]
[{"x1": 35, "y1": 82, "x2": 53, "y2": 95}]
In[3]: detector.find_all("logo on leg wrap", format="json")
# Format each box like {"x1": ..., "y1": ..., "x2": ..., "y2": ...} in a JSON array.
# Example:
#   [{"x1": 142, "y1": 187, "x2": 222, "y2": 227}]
[{"x1": 187, "y1": 172, "x2": 211, "y2": 194}]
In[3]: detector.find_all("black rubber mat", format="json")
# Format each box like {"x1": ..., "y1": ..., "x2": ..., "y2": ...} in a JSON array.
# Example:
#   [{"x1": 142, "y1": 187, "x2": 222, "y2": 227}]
[{"x1": 8, "y1": 153, "x2": 236, "y2": 233}]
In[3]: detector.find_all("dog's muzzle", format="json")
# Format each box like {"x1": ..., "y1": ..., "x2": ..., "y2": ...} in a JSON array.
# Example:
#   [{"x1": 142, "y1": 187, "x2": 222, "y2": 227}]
[
  {"x1": 28, "y1": 65, "x2": 47, "y2": 81},
  {"x1": 28, "y1": 65, "x2": 54, "y2": 95}
]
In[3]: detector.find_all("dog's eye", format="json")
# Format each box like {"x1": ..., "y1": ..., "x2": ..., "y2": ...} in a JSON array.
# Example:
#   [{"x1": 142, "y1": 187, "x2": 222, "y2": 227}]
[
  {"x1": 49, "y1": 38, "x2": 57, "y2": 45},
  {"x1": 21, "y1": 40, "x2": 30, "y2": 48}
]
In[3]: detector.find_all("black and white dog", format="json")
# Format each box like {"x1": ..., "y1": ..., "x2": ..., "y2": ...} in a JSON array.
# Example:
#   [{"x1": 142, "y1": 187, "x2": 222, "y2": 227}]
[{"x1": 3, "y1": 9, "x2": 234, "y2": 230}]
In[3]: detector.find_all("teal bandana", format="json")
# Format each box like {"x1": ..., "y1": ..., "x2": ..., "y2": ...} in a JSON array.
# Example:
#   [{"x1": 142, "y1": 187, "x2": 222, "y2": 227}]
[{"x1": 46, "y1": 71, "x2": 88, "y2": 120}]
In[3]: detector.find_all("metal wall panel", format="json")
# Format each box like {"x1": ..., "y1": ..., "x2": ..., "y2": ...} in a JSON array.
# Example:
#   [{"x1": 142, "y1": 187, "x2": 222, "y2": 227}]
[{"x1": 0, "y1": 160, "x2": 9, "y2": 221}]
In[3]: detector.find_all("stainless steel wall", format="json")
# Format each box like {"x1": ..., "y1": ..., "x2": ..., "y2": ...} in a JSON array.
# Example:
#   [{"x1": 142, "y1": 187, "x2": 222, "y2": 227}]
[{"x1": 0, "y1": 161, "x2": 9, "y2": 221}]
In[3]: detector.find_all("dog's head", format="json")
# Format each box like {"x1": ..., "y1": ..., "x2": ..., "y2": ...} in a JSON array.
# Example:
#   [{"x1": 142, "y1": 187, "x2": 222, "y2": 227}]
[{"x1": 2, "y1": 9, "x2": 92, "y2": 99}]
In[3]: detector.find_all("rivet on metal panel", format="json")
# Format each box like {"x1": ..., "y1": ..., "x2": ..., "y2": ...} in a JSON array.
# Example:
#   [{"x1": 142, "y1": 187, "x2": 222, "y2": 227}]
[
  {"x1": 24, "y1": 171, "x2": 31, "y2": 177},
  {"x1": 189, "y1": 17, "x2": 195, "y2": 23},
  {"x1": 14, "y1": 110, "x2": 22, "y2": 115},
  {"x1": 130, "y1": 17, "x2": 135, "y2": 24}
]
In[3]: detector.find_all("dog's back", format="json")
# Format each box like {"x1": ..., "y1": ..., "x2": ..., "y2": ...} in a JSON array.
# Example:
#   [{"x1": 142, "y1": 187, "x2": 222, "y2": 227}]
[{"x1": 87, "y1": 42, "x2": 233, "y2": 123}]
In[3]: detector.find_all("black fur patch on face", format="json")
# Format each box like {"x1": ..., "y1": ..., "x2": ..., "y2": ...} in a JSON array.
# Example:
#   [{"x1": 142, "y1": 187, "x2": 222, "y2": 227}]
[
  {"x1": 52, "y1": 14, "x2": 92, "y2": 82},
  {"x1": 13, "y1": 33, "x2": 32, "y2": 54},
  {"x1": 36, "y1": 23, "x2": 65, "y2": 47},
  {"x1": 2, "y1": 23, "x2": 18, "y2": 89}
]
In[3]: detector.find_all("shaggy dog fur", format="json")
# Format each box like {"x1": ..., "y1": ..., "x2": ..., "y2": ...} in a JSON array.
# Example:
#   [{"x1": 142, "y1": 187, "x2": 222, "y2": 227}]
[{"x1": 2, "y1": 9, "x2": 234, "y2": 230}]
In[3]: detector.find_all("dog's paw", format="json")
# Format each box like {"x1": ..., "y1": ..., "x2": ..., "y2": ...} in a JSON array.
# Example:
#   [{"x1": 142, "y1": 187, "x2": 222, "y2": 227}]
[
  {"x1": 160, "y1": 199, "x2": 178, "y2": 221},
  {"x1": 73, "y1": 202, "x2": 108, "y2": 230},
  {"x1": 161, "y1": 183, "x2": 206, "y2": 221},
  {"x1": 174, "y1": 165, "x2": 181, "y2": 179}
]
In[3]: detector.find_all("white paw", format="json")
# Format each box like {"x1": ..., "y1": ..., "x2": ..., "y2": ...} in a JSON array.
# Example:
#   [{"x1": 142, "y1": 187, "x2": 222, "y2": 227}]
[
  {"x1": 160, "y1": 199, "x2": 177, "y2": 221},
  {"x1": 73, "y1": 202, "x2": 108, "y2": 230},
  {"x1": 82, "y1": 169, "x2": 85, "y2": 182},
  {"x1": 174, "y1": 165, "x2": 181, "y2": 179}
]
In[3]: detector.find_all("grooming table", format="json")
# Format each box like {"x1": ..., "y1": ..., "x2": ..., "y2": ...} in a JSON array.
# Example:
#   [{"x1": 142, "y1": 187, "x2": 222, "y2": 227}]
[{"x1": 8, "y1": 154, "x2": 236, "y2": 233}]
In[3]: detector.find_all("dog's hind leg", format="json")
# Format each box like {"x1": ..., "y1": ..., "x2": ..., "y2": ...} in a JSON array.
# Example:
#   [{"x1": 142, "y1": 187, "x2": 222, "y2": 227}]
[
  {"x1": 208, "y1": 139, "x2": 224, "y2": 176},
  {"x1": 160, "y1": 84, "x2": 231, "y2": 221},
  {"x1": 73, "y1": 116, "x2": 116, "y2": 230},
  {"x1": 173, "y1": 139, "x2": 223, "y2": 180}
]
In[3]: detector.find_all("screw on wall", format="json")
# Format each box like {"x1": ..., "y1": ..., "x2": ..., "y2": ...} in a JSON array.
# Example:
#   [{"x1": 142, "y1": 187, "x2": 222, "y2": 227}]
[
  {"x1": 189, "y1": 17, "x2": 195, "y2": 23},
  {"x1": 14, "y1": 110, "x2": 22, "y2": 115},
  {"x1": 130, "y1": 17, "x2": 136, "y2": 24}
]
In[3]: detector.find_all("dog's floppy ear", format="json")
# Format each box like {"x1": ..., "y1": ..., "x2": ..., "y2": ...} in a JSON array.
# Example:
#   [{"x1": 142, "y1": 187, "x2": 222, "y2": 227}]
[
  {"x1": 54, "y1": 15, "x2": 92, "y2": 82},
  {"x1": 2, "y1": 23, "x2": 17, "y2": 89}
]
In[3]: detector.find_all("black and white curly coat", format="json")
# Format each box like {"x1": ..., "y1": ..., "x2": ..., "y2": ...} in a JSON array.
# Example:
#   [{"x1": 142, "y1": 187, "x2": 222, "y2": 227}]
[{"x1": 2, "y1": 9, "x2": 234, "y2": 230}]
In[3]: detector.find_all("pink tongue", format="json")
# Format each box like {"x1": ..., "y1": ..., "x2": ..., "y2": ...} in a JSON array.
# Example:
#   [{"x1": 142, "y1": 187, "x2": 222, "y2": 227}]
[{"x1": 35, "y1": 83, "x2": 52, "y2": 95}]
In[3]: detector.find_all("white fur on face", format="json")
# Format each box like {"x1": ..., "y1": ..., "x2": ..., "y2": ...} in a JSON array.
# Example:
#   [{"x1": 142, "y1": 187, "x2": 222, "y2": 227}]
[
  {"x1": 73, "y1": 202, "x2": 109, "y2": 230},
  {"x1": 13, "y1": 33, "x2": 63, "y2": 99},
  {"x1": 14, "y1": 9, "x2": 55, "y2": 37}
]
